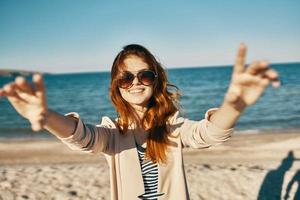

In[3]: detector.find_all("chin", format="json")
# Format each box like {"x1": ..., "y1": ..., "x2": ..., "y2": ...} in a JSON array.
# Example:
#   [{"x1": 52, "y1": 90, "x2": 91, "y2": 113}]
[{"x1": 125, "y1": 96, "x2": 151, "y2": 107}]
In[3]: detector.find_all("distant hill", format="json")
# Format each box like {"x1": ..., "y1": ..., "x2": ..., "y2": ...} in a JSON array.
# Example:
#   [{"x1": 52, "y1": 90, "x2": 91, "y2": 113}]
[{"x1": 0, "y1": 69, "x2": 48, "y2": 77}]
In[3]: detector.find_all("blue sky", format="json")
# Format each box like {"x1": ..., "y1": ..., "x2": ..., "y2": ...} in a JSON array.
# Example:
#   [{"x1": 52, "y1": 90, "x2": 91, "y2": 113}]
[{"x1": 1, "y1": 0, "x2": 299, "y2": 73}]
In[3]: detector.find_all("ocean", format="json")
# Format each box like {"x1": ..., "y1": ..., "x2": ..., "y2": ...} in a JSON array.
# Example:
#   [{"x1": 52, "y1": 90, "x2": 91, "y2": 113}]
[{"x1": 0, "y1": 63, "x2": 299, "y2": 139}]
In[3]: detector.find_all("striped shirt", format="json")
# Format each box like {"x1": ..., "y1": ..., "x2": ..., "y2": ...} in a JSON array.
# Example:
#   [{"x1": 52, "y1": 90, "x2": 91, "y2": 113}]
[{"x1": 136, "y1": 143, "x2": 164, "y2": 200}]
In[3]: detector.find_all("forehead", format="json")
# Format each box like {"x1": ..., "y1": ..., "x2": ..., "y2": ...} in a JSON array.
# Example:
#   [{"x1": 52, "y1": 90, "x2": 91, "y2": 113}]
[{"x1": 122, "y1": 55, "x2": 149, "y2": 72}]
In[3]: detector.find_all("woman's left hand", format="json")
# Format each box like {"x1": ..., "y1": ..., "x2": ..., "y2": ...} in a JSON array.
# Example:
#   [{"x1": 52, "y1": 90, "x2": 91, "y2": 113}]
[{"x1": 224, "y1": 43, "x2": 281, "y2": 112}]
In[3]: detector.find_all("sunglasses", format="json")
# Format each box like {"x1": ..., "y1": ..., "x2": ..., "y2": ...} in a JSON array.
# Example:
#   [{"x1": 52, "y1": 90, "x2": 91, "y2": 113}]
[{"x1": 117, "y1": 70, "x2": 157, "y2": 89}]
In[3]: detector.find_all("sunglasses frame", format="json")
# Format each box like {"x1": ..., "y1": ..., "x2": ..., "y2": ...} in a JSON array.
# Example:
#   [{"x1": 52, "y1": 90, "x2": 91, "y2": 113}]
[{"x1": 117, "y1": 69, "x2": 158, "y2": 89}]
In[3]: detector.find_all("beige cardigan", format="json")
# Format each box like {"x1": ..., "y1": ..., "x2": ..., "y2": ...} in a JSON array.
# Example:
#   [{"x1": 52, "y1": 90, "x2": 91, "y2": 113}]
[{"x1": 58, "y1": 108, "x2": 234, "y2": 200}]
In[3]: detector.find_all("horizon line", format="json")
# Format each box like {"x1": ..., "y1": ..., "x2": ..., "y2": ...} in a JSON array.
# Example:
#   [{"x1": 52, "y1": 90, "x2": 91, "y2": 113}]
[{"x1": 1, "y1": 61, "x2": 299, "y2": 75}]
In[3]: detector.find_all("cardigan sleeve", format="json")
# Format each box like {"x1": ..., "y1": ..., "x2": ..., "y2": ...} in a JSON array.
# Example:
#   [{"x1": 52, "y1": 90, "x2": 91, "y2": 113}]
[
  {"x1": 178, "y1": 108, "x2": 234, "y2": 148},
  {"x1": 56, "y1": 112, "x2": 114, "y2": 154}
]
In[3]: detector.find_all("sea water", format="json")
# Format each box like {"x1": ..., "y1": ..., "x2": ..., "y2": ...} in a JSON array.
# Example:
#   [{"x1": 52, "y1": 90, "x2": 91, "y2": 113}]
[{"x1": 0, "y1": 63, "x2": 299, "y2": 139}]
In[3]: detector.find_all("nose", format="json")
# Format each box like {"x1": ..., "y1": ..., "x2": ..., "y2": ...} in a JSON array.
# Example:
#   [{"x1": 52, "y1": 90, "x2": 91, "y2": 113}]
[{"x1": 131, "y1": 75, "x2": 141, "y2": 85}]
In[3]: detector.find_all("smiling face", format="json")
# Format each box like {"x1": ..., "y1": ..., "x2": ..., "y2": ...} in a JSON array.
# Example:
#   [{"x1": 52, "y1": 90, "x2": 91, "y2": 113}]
[{"x1": 118, "y1": 55, "x2": 154, "y2": 109}]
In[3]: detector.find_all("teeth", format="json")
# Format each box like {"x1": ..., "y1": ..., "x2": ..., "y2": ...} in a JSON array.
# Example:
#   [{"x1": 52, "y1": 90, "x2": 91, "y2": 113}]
[{"x1": 129, "y1": 89, "x2": 144, "y2": 94}]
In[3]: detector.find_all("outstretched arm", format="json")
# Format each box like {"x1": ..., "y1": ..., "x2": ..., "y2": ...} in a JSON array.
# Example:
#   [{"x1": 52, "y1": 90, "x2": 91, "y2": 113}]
[
  {"x1": 0, "y1": 74, "x2": 113, "y2": 153},
  {"x1": 0, "y1": 74, "x2": 77, "y2": 137},
  {"x1": 209, "y1": 43, "x2": 280, "y2": 129}
]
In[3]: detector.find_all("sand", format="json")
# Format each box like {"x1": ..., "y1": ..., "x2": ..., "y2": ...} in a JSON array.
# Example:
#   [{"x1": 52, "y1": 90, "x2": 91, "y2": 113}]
[{"x1": 1, "y1": 131, "x2": 300, "y2": 200}]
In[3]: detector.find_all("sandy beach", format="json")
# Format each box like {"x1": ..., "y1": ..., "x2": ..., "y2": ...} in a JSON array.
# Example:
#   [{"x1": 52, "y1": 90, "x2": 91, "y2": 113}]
[{"x1": 1, "y1": 131, "x2": 300, "y2": 200}]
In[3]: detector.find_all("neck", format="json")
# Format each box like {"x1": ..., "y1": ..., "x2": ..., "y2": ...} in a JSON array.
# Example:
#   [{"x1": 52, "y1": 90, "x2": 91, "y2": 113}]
[
  {"x1": 130, "y1": 104, "x2": 148, "y2": 128},
  {"x1": 132, "y1": 104, "x2": 147, "y2": 119}
]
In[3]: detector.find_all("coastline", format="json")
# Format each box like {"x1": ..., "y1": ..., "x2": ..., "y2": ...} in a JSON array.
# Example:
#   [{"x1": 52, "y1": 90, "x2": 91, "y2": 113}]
[{"x1": 1, "y1": 130, "x2": 300, "y2": 199}]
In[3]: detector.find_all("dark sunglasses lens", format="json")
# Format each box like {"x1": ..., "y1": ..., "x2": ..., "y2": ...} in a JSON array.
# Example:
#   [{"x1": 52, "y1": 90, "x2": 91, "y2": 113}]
[
  {"x1": 118, "y1": 73, "x2": 134, "y2": 88},
  {"x1": 139, "y1": 71, "x2": 156, "y2": 86}
]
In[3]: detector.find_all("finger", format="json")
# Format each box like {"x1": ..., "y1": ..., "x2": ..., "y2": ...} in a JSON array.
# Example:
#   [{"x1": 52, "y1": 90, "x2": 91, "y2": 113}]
[
  {"x1": 33, "y1": 73, "x2": 45, "y2": 99},
  {"x1": 246, "y1": 61, "x2": 269, "y2": 75},
  {"x1": 2, "y1": 83, "x2": 25, "y2": 103},
  {"x1": 272, "y1": 80, "x2": 281, "y2": 88},
  {"x1": 14, "y1": 76, "x2": 36, "y2": 102},
  {"x1": 262, "y1": 69, "x2": 279, "y2": 80},
  {"x1": 15, "y1": 76, "x2": 34, "y2": 94},
  {"x1": 256, "y1": 77, "x2": 280, "y2": 89},
  {"x1": 3, "y1": 83, "x2": 23, "y2": 99},
  {"x1": 260, "y1": 69, "x2": 280, "y2": 88},
  {"x1": 2, "y1": 82, "x2": 31, "y2": 102},
  {"x1": 29, "y1": 116, "x2": 45, "y2": 132},
  {"x1": 261, "y1": 77, "x2": 281, "y2": 89},
  {"x1": 31, "y1": 121, "x2": 43, "y2": 132},
  {"x1": 3, "y1": 83, "x2": 17, "y2": 96},
  {"x1": 233, "y1": 43, "x2": 247, "y2": 74}
]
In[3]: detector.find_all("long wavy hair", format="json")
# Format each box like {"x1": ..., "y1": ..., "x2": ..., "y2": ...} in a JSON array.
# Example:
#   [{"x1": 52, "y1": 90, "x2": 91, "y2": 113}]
[{"x1": 110, "y1": 44, "x2": 180, "y2": 164}]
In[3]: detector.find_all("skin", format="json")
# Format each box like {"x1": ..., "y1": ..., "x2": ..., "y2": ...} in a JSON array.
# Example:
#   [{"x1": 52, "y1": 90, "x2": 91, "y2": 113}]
[
  {"x1": 0, "y1": 74, "x2": 76, "y2": 137},
  {"x1": 118, "y1": 55, "x2": 155, "y2": 145},
  {"x1": 119, "y1": 55, "x2": 154, "y2": 121},
  {"x1": 0, "y1": 43, "x2": 280, "y2": 138},
  {"x1": 210, "y1": 43, "x2": 280, "y2": 129}
]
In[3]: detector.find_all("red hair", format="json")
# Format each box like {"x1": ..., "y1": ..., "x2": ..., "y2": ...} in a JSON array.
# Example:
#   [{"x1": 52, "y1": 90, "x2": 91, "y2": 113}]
[{"x1": 110, "y1": 44, "x2": 180, "y2": 164}]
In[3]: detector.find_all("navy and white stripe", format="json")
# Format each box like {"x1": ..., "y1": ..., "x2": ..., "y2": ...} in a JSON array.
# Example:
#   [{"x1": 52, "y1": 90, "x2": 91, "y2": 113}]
[{"x1": 136, "y1": 143, "x2": 164, "y2": 200}]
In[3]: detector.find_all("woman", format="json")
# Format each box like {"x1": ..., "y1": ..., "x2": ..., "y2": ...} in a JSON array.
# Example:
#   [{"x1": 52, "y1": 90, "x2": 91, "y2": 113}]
[{"x1": 0, "y1": 44, "x2": 280, "y2": 200}]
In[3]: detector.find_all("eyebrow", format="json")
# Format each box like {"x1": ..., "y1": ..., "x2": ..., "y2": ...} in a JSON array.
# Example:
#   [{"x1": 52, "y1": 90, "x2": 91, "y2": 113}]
[{"x1": 121, "y1": 68, "x2": 150, "y2": 73}]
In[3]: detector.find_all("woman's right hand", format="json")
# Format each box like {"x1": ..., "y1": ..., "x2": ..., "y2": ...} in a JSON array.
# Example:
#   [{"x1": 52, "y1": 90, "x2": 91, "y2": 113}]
[{"x1": 0, "y1": 73, "x2": 47, "y2": 132}]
